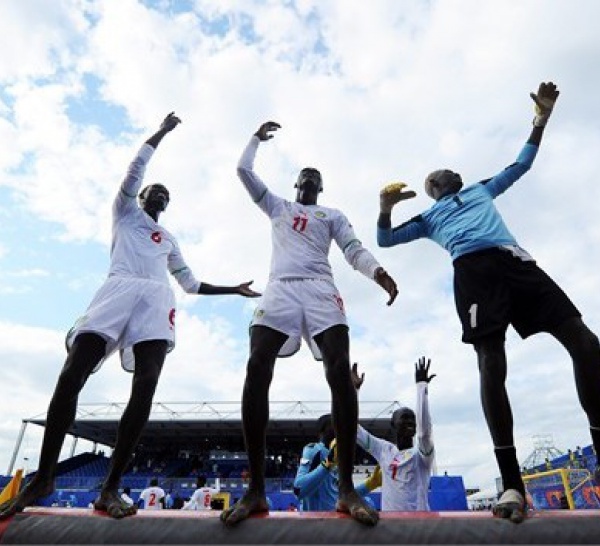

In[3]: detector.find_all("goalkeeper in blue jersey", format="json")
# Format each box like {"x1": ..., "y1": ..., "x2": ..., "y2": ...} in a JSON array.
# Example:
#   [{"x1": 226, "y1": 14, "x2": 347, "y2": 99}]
[
  {"x1": 293, "y1": 412, "x2": 379, "y2": 511},
  {"x1": 376, "y1": 82, "x2": 600, "y2": 524}
]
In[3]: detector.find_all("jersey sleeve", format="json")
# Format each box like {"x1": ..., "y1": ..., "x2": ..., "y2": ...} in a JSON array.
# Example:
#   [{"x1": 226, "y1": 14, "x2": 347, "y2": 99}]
[
  {"x1": 378, "y1": 215, "x2": 428, "y2": 248},
  {"x1": 416, "y1": 382, "x2": 434, "y2": 460},
  {"x1": 113, "y1": 144, "x2": 155, "y2": 218},
  {"x1": 332, "y1": 212, "x2": 381, "y2": 280},
  {"x1": 168, "y1": 238, "x2": 201, "y2": 294},
  {"x1": 237, "y1": 135, "x2": 284, "y2": 217},
  {"x1": 293, "y1": 444, "x2": 329, "y2": 500},
  {"x1": 181, "y1": 493, "x2": 197, "y2": 510},
  {"x1": 481, "y1": 143, "x2": 538, "y2": 198},
  {"x1": 356, "y1": 424, "x2": 387, "y2": 463}
]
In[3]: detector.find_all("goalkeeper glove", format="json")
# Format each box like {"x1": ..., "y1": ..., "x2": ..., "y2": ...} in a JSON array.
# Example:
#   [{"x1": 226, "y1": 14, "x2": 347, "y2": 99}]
[
  {"x1": 321, "y1": 439, "x2": 337, "y2": 470},
  {"x1": 380, "y1": 182, "x2": 416, "y2": 213},
  {"x1": 530, "y1": 82, "x2": 559, "y2": 127},
  {"x1": 364, "y1": 465, "x2": 382, "y2": 491}
]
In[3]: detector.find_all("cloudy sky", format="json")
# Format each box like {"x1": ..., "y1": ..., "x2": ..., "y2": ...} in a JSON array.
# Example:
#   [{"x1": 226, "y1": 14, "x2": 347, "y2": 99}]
[{"x1": 1, "y1": 0, "x2": 600, "y2": 492}]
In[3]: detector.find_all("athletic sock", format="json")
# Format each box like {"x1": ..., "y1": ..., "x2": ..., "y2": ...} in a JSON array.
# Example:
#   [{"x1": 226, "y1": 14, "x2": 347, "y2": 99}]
[
  {"x1": 494, "y1": 446, "x2": 525, "y2": 498},
  {"x1": 589, "y1": 426, "x2": 600, "y2": 458}
]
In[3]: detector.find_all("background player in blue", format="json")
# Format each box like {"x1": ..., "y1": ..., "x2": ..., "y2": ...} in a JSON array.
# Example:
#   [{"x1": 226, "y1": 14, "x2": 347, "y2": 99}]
[
  {"x1": 376, "y1": 82, "x2": 600, "y2": 523},
  {"x1": 0, "y1": 113, "x2": 260, "y2": 521},
  {"x1": 294, "y1": 398, "x2": 380, "y2": 509}
]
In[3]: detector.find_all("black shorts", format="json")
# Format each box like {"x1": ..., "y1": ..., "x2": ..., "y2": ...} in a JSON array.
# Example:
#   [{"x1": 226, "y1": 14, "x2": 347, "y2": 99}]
[{"x1": 453, "y1": 248, "x2": 580, "y2": 344}]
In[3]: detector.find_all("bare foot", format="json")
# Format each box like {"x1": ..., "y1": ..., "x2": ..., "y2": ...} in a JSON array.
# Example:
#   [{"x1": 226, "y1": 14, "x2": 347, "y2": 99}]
[
  {"x1": 220, "y1": 491, "x2": 269, "y2": 526},
  {"x1": 94, "y1": 490, "x2": 138, "y2": 519},
  {"x1": 336, "y1": 490, "x2": 379, "y2": 526},
  {"x1": 0, "y1": 476, "x2": 55, "y2": 520}
]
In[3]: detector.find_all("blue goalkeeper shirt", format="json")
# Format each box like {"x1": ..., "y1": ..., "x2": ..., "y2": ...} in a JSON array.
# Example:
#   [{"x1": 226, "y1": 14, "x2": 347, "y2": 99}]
[
  {"x1": 377, "y1": 143, "x2": 538, "y2": 260},
  {"x1": 293, "y1": 441, "x2": 370, "y2": 511}
]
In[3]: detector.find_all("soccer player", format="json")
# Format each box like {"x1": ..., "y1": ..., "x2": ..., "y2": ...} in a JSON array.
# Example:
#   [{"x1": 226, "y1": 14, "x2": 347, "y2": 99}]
[
  {"x1": 293, "y1": 412, "x2": 380, "y2": 511},
  {"x1": 182, "y1": 475, "x2": 220, "y2": 511},
  {"x1": 0, "y1": 113, "x2": 260, "y2": 521},
  {"x1": 376, "y1": 82, "x2": 600, "y2": 523},
  {"x1": 138, "y1": 478, "x2": 165, "y2": 510},
  {"x1": 220, "y1": 121, "x2": 398, "y2": 527},
  {"x1": 354, "y1": 358, "x2": 436, "y2": 511}
]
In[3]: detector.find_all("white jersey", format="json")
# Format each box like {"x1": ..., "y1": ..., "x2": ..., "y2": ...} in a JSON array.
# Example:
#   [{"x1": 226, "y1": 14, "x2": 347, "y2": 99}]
[
  {"x1": 356, "y1": 383, "x2": 434, "y2": 511},
  {"x1": 139, "y1": 485, "x2": 166, "y2": 510},
  {"x1": 237, "y1": 136, "x2": 381, "y2": 282},
  {"x1": 110, "y1": 144, "x2": 200, "y2": 293},
  {"x1": 182, "y1": 485, "x2": 220, "y2": 510},
  {"x1": 66, "y1": 144, "x2": 201, "y2": 370}
]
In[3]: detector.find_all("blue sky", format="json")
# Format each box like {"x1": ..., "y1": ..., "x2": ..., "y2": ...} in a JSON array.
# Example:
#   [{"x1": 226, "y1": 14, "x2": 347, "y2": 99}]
[{"x1": 2, "y1": 0, "x2": 600, "y2": 492}]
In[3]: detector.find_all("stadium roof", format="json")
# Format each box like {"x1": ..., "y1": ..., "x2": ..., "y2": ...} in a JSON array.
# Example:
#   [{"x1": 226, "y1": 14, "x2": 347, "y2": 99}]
[{"x1": 22, "y1": 400, "x2": 404, "y2": 454}]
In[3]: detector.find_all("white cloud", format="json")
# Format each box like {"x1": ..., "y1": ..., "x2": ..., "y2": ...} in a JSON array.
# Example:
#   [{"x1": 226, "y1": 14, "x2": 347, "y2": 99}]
[{"x1": 1, "y1": 0, "x2": 599, "y2": 491}]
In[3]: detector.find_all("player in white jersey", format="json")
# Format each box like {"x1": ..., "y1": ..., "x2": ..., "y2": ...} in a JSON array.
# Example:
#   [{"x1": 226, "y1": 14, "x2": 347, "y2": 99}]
[
  {"x1": 0, "y1": 113, "x2": 259, "y2": 522},
  {"x1": 354, "y1": 358, "x2": 436, "y2": 511},
  {"x1": 138, "y1": 479, "x2": 166, "y2": 510},
  {"x1": 182, "y1": 476, "x2": 220, "y2": 511},
  {"x1": 221, "y1": 121, "x2": 398, "y2": 528}
]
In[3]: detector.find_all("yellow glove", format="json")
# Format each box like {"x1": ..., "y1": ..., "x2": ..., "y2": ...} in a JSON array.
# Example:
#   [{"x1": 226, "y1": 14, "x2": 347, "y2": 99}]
[
  {"x1": 321, "y1": 439, "x2": 337, "y2": 470},
  {"x1": 530, "y1": 81, "x2": 559, "y2": 127},
  {"x1": 363, "y1": 465, "x2": 382, "y2": 491},
  {"x1": 380, "y1": 182, "x2": 416, "y2": 213}
]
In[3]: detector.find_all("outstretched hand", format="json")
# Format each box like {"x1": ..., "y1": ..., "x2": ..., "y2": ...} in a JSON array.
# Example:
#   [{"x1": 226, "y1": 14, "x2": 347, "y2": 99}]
[
  {"x1": 351, "y1": 362, "x2": 365, "y2": 391},
  {"x1": 255, "y1": 121, "x2": 281, "y2": 141},
  {"x1": 374, "y1": 267, "x2": 398, "y2": 306},
  {"x1": 380, "y1": 182, "x2": 417, "y2": 214},
  {"x1": 415, "y1": 357, "x2": 436, "y2": 384},
  {"x1": 530, "y1": 82, "x2": 559, "y2": 127},
  {"x1": 237, "y1": 281, "x2": 261, "y2": 298},
  {"x1": 160, "y1": 112, "x2": 182, "y2": 132}
]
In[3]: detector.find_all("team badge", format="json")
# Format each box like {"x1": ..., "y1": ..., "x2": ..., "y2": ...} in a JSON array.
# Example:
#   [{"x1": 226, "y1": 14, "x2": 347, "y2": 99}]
[
  {"x1": 314, "y1": 211, "x2": 326, "y2": 218},
  {"x1": 151, "y1": 231, "x2": 162, "y2": 243}
]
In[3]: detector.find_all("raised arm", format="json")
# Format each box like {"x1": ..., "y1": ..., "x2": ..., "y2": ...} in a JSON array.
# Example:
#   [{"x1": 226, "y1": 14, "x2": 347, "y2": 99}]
[
  {"x1": 237, "y1": 121, "x2": 281, "y2": 210},
  {"x1": 115, "y1": 113, "x2": 181, "y2": 216},
  {"x1": 414, "y1": 357, "x2": 435, "y2": 458},
  {"x1": 481, "y1": 82, "x2": 560, "y2": 198}
]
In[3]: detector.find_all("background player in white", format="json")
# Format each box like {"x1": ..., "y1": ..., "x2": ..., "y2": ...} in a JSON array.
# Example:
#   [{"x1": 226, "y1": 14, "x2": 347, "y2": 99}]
[
  {"x1": 182, "y1": 475, "x2": 220, "y2": 511},
  {"x1": 221, "y1": 121, "x2": 398, "y2": 527},
  {"x1": 353, "y1": 358, "x2": 436, "y2": 511},
  {"x1": 138, "y1": 478, "x2": 165, "y2": 510},
  {"x1": 0, "y1": 113, "x2": 259, "y2": 521}
]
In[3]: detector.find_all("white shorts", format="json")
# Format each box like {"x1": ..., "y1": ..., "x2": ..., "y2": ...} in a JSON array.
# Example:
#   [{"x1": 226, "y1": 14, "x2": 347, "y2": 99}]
[
  {"x1": 66, "y1": 276, "x2": 176, "y2": 372},
  {"x1": 251, "y1": 278, "x2": 348, "y2": 360}
]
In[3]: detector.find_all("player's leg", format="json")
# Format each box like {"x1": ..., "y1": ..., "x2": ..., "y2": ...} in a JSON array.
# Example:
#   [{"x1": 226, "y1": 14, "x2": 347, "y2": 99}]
[
  {"x1": 0, "y1": 333, "x2": 106, "y2": 519},
  {"x1": 95, "y1": 339, "x2": 167, "y2": 519},
  {"x1": 548, "y1": 317, "x2": 600, "y2": 476},
  {"x1": 474, "y1": 333, "x2": 526, "y2": 522},
  {"x1": 221, "y1": 325, "x2": 287, "y2": 526},
  {"x1": 314, "y1": 325, "x2": 378, "y2": 526}
]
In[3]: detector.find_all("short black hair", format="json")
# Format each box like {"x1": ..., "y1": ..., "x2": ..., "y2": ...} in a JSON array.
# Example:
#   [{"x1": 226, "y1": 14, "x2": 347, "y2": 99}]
[
  {"x1": 391, "y1": 407, "x2": 415, "y2": 427},
  {"x1": 317, "y1": 414, "x2": 332, "y2": 435},
  {"x1": 150, "y1": 478, "x2": 159, "y2": 487}
]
